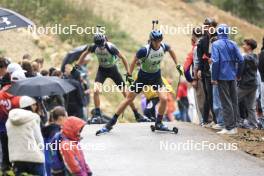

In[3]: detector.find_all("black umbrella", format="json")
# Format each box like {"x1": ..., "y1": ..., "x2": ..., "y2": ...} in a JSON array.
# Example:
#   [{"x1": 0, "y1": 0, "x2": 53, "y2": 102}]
[
  {"x1": 0, "y1": 7, "x2": 34, "y2": 31},
  {"x1": 61, "y1": 45, "x2": 88, "y2": 72},
  {"x1": 7, "y1": 76, "x2": 75, "y2": 97}
]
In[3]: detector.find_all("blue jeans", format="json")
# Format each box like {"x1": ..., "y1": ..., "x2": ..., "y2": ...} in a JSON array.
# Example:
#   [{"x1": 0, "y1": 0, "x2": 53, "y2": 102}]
[{"x1": 213, "y1": 85, "x2": 224, "y2": 126}]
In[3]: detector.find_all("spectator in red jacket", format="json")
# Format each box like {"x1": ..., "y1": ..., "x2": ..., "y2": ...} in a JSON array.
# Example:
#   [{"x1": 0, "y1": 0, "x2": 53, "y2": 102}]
[
  {"x1": 177, "y1": 78, "x2": 190, "y2": 122},
  {"x1": 60, "y1": 117, "x2": 92, "y2": 176}
]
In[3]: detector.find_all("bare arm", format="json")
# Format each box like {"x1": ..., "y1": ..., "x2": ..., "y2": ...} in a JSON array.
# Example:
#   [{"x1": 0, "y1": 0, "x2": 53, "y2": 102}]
[
  {"x1": 117, "y1": 52, "x2": 129, "y2": 73},
  {"x1": 128, "y1": 56, "x2": 138, "y2": 75},
  {"x1": 168, "y1": 48, "x2": 178, "y2": 65},
  {"x1": 77, "y1": 49, "x2": 91, "y2": 66}
]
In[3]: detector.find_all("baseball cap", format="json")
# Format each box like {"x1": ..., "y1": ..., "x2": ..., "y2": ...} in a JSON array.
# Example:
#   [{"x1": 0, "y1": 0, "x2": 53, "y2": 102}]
[
  {"x1": 11, "y1": 70, "x2": 26, "y2": 81},
  {"x1": 7, "y1": 63, "x2": 26, "y2": 74}
]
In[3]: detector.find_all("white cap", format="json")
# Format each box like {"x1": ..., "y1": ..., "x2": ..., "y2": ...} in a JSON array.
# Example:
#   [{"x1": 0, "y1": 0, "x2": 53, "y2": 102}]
[
  {"x1": 7, "y1": 63, "x2": 25, "y2": 74},
  {"x1": 19, "y1": 96, "x2": 36, "y2": 108},
  {"x1": 11, "y1": 70, "x2": 26, "y2": 81}
]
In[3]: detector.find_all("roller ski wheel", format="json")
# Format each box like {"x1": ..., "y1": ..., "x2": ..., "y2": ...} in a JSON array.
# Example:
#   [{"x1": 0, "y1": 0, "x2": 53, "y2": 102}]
[
  {"x1": 150, "y1": 124, "x2": 178, "y2": 134},
  {"x1": 96, "y1": 126, "x2": 112, "y2": 136}
]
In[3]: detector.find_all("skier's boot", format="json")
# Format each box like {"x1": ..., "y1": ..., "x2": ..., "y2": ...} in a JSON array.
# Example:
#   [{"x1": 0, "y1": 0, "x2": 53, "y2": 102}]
[
  {"x1": 96, "y1": 117, "x2": 117, "y2": 135},
  {"x1": 155, "y1": 121, "x2": 170, "y2": 131}
]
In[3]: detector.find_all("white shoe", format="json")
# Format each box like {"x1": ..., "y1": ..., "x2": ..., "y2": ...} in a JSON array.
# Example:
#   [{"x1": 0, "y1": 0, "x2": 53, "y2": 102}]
[
  {"x1": 217, "y1": 128, "x2": 238, "y2": 135},
  {"x1": 225, "y1": 128, "x2": 238, "y2": 135},
  {"x1": 216, "y1": 129, "x2": 229, "y2": 134},
  {"x1": 212, "y1": 124, "x2": 224, "y2": 130}
]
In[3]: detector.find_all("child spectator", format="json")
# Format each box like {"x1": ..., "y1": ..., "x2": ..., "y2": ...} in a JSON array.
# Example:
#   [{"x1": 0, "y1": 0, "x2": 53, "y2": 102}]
[
  {"x1": 177, "y1": 78, "x2": 190, "y2": 122},
  {"x1": 42, "y1": 106, "x2": 67, "y2": 176},
  {"x1": 6, "y1": 96, "x2": 45, "y2": 176},
  {"x1": 60, "y1": 116, "x2": 92, "y2": 176},
  {"x1": 237, "y1": 39, "x2": 258, "y2": 129}
]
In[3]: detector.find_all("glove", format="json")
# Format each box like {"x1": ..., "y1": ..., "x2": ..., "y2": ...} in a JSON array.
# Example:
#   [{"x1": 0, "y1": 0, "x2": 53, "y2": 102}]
[
  {"x1": 176, "y1": 64, "x2": 184, "y2": 76},
  {"x1": 125, "y1": 73, "x2": 134, "y2": 85}
]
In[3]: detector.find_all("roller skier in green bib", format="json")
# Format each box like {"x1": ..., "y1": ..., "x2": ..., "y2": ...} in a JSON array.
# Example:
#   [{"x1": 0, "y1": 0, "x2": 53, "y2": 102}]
[
  {"x1": 96, "y1": 21, "x2": 184, "y2": 135},
  {"x1": 78, "y1": 33, "x2": 150, "y2": 124}
]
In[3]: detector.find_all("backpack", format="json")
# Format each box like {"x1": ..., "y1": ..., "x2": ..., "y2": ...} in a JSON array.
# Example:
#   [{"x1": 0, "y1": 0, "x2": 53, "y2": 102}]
[{"x1": 49, "y1": 132, "x2": 66, "y2": 174}]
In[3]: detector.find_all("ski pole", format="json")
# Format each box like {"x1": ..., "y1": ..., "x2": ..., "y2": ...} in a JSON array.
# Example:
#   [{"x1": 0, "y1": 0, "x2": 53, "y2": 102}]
[{"x1": 152, "y1": 20, "x2": 159, "y2": 30}]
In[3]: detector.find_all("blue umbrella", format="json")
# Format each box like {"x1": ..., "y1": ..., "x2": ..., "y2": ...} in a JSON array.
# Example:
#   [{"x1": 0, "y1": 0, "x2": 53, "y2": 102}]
[
  {"x1": 61, "y1": 45, "x2": 88, "y2": 72},
  {"x1": 0, "y1": 7, "x2": 34, "y2": 31}
]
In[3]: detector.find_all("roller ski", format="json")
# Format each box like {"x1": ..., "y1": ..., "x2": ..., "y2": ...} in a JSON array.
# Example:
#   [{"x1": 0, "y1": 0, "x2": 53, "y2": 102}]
[
  {"x1": 95, "y1": 117, "x2": 117, "y2": 136},
  {"x1": 95, "y1": 126, "x2": 112, "y2": 136},
  {"x1": 150, "y1": 122, "x2": 178, "y2": 134}
]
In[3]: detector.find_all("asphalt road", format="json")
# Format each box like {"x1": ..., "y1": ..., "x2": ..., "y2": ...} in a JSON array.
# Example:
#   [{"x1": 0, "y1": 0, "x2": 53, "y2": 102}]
[{"x1": 81, "y1": 122, "x2": 264, "y2": 176}]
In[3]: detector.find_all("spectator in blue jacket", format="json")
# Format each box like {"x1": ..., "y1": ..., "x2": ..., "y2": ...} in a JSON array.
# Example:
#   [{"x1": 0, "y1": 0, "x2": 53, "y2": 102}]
[{"x1": 211, "y1": 24, "x2": 244, "y2": 135}]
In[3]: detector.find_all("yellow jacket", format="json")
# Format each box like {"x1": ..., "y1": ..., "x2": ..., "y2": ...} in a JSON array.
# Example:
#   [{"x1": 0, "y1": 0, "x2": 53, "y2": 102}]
[{"x1": 142, "y1": 77, "x2": 175, "y2": 100}]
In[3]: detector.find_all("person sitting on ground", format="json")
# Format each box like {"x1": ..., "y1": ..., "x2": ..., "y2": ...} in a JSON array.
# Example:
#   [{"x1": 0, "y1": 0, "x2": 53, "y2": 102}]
[
  {"x1": 237, "y1": 39, "x2": 259, "y2": 129},
  {"x1": 42, "y1": 106, "x2": 67, "y2": 176},
  {"x1": 6, "y1": 96, "x2": 45, "y2": 176}
]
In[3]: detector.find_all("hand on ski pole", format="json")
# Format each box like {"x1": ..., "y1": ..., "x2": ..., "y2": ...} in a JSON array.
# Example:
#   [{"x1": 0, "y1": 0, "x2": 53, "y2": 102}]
[
  {"x1": 176, "y1": 64, "x2": 184, "y2": 76},
  {"x1": 125, "y1": 73, "x2": 134, "y2": 85}
]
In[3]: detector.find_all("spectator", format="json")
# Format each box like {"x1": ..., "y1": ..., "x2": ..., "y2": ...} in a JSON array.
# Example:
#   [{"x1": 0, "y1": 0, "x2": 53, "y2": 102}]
[
  {"x1": 42, "y1": 106, "x2": 67, "y2": 176},
  {"x1": 0, "y1": 57, "x2": 9, "y2": 89},
  {"x1": 35, "y1": 58, "x2": 44, "y2": 69},
  {"x1": 62, "y1": 64, "x2": 73, "y2": 79},
  {"x1": 59, "y1": 117, "x2": 92, "y2": 176},
  {"x1": 22, "y1": 54, "x2": 31, "y2": 61},
  {"x1": 49, "y1": 67, "x2": 57, "y2": 76},
  {"x1": 237, "y1": 39, "x2": 258, "y2": 129},
  {"x1": 0, "y1": 70, "x2": 23, "y2": 173},
  {"x1": 259, "y1": 37, "x2": 264, "y2": 117},
  {"x1": 32, "y1": 61, "x2": 42, "y2": 76},
  {"x1": 40, "y1": 69, "x2": 49, "y2": 76},
  {"x1": 6, "y1": 63, "x2": 24, "y2": 75},
  {"x1": 65, "y1": 66, "x2": 85, "y2": 119},
  {"x1": 187, "y1": 27, "x2": 205, "y2": 123},
  {"x1": 44, "y1": 70, "x2": 65, "y2": 111},
  {"x1": 10, "y1": 70, "x2": 26, "y2": 82},
  {"x1": 197, "y1": 18, "x2": 218, "y2": 126},
  {"x1": 177, "y1": 78, "x2": 190, "y2": 122},
  {"x1": 211, "y1": 24, "x2": 244, "y2": 135},
  {"x1": 21, "y1": 60, "x2": 36, "y2": 77},
  {"x1": 51, "y1": 70, "x2": 63, "y2": 78},
  {"x1": 6, "y1": 96, "x2": 45, "y2": 176},
  {"x1": 210, "y1": 35, "x2": 224, "y2": 130}
]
